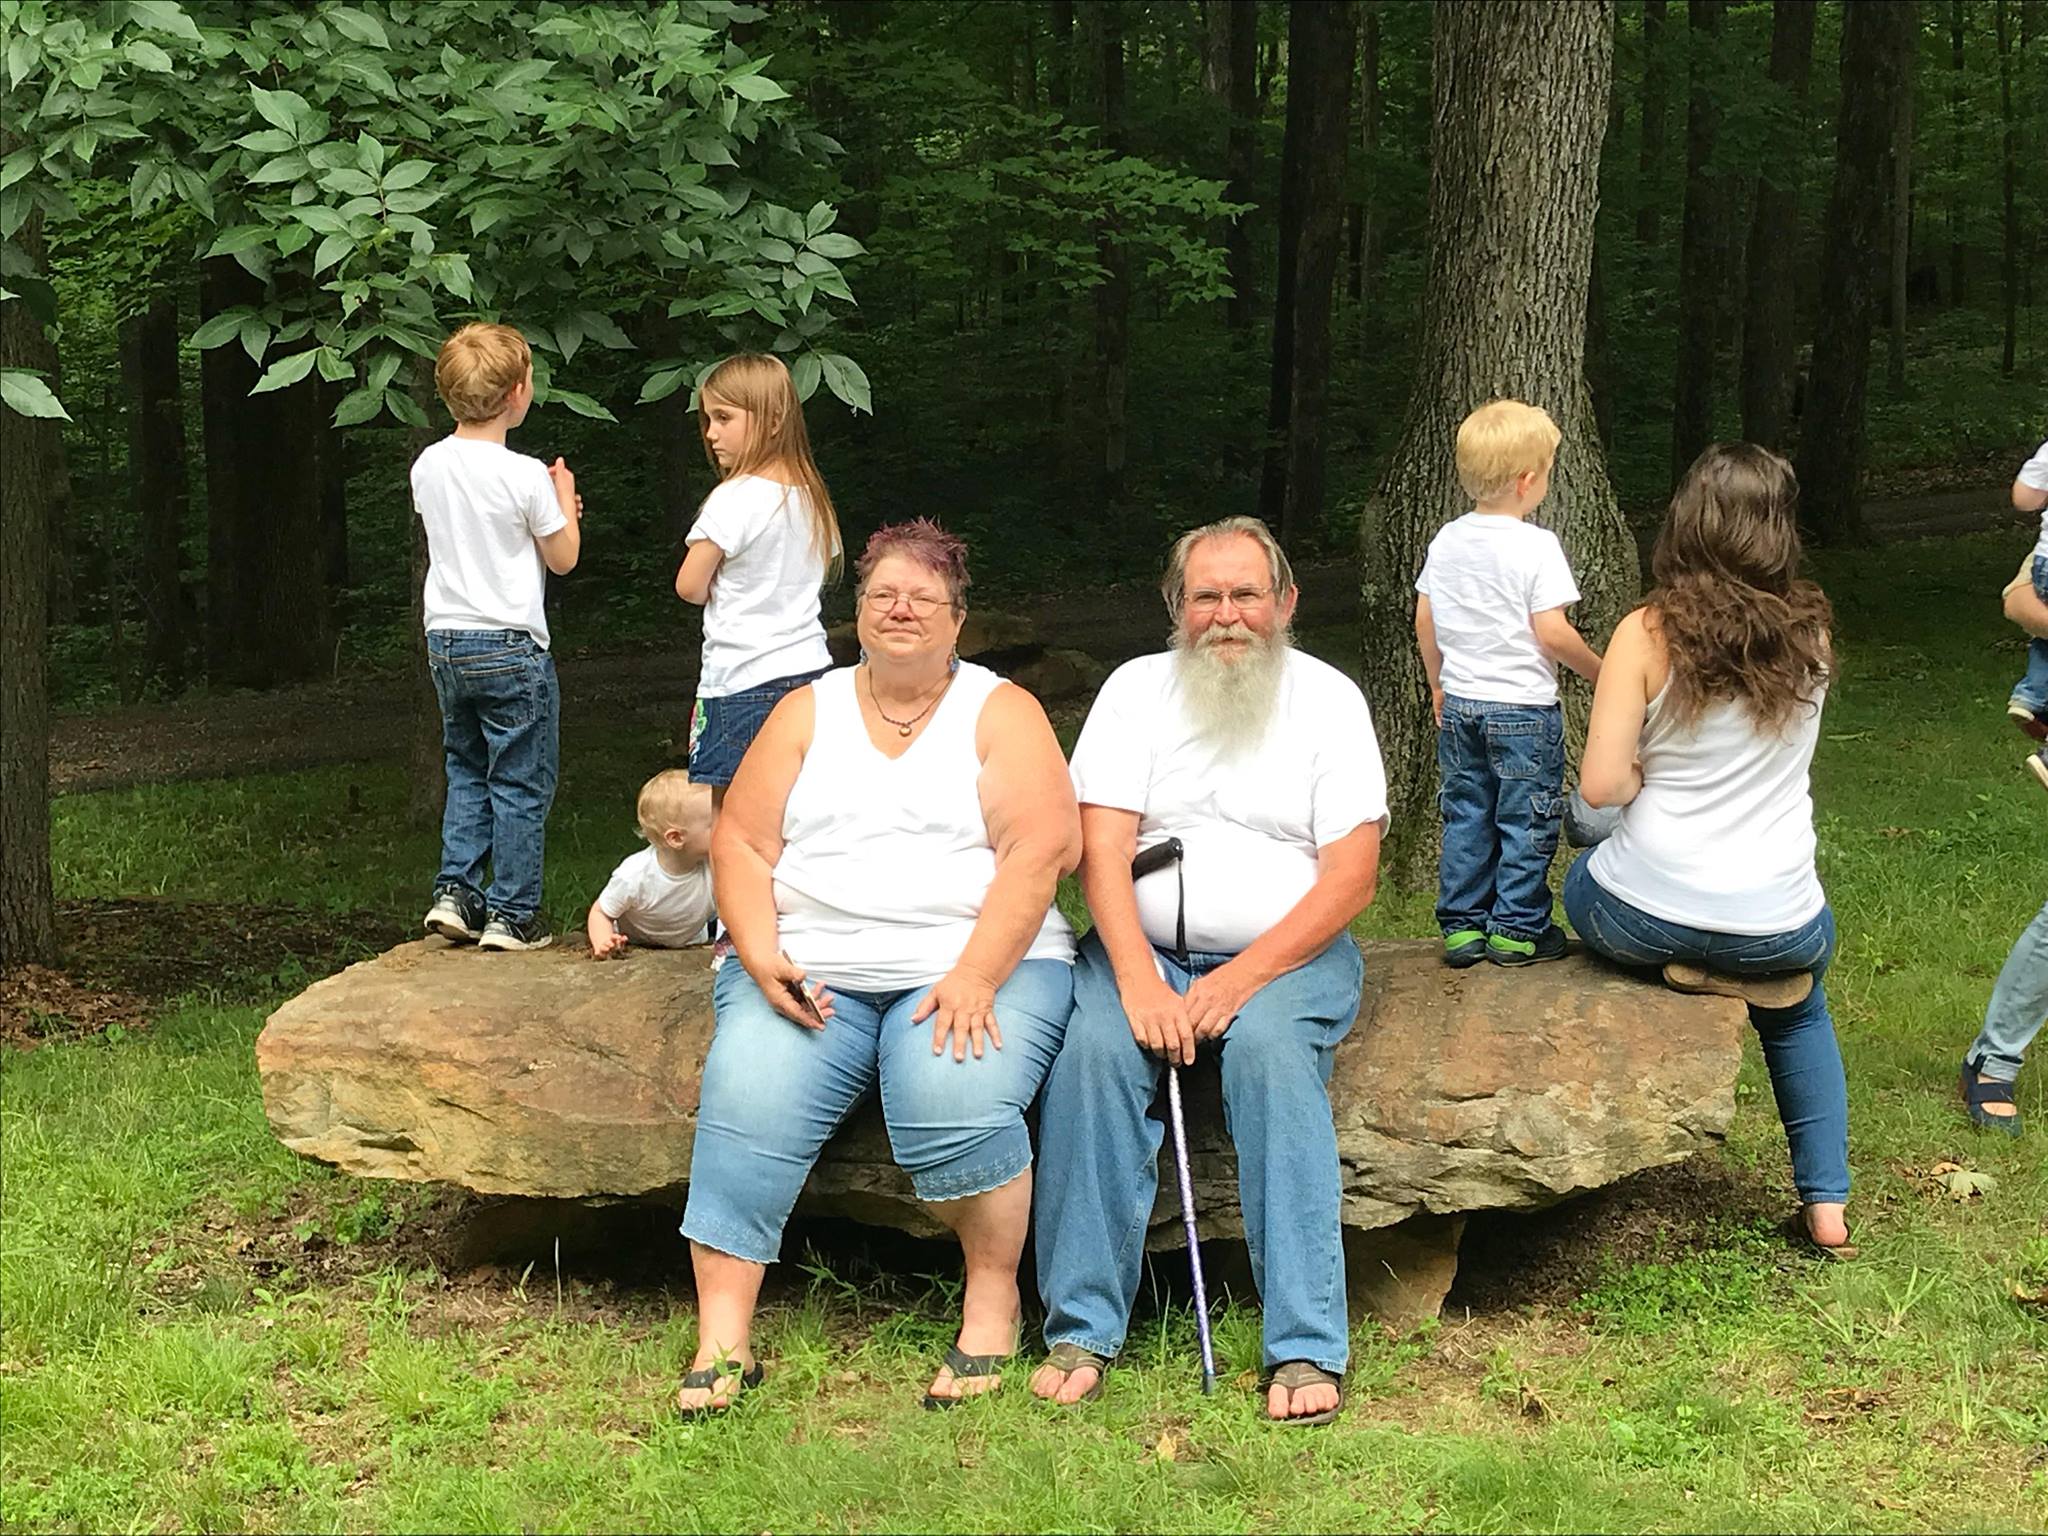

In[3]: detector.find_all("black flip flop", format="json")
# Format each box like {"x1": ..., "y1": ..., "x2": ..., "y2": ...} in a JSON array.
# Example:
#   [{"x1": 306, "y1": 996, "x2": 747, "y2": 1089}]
[
  {"x1": 675, "y1": 1360, "x2": 764, "y2": 1419},
  {"x1": 923, "y1": 1344, "x2": 1012, "y2": 1410},
  {"x1": 1960, "y1": 1055, "x2": 2024, "y2": 1137}
]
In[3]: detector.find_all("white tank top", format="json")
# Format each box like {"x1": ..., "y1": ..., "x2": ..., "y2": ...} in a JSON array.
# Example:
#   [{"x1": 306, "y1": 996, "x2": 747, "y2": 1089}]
[
  {"x1": 1586, "y1": 674, "x2": 1828, "y2": 935},
  {"x1": 772, "y1": 662, "x2": 1077, "y2": 992}
]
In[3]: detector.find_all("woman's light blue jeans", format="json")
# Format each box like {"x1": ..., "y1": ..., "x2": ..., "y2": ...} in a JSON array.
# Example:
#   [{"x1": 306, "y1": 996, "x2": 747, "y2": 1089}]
[
  {"x1": 1033, "y1": 930, "x2": 1363, "y2": 1375},
  {"x1": 1563, "y1": 853, "x2": 1850, "y2": 1205},
  {"x1": 1967, "y1": 898, "x2": 2048, "y2": 1083},
  {"x1": 682, "y1": 958, "x2": 1073, "y2": 1265}
]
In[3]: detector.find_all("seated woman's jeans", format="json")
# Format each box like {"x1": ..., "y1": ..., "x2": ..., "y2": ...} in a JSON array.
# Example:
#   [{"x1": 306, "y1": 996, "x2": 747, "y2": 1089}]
[
  {"x1": 681, "y1": 958, "x2": 1073, "y2": 1266},
  {"x1": 1562, "y1": 853, "x2": 1851, "y2": 1205}
]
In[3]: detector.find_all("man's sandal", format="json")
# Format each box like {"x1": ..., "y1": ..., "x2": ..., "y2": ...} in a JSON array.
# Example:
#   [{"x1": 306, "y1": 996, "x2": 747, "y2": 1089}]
[
  {"x1": 1036, "y1": 1341, "x2": 1110, "y2": 1404},
  {"x1": 1259, "y1": 1360, "x2": 1344, "y2": 1427},
  {"x1": 675, "y1": 1360, "x2": 764, "y2": 1419},
  {"x1": 1960, "y1": 1055, "x2": 2024, "y2": 1137},
  {"x1": 1662, "y1": 962, "x2": 1812, "y2": 1010},
  {"x1": 922, "y1": 1345, "x2": 1013, "y2": 1410}
]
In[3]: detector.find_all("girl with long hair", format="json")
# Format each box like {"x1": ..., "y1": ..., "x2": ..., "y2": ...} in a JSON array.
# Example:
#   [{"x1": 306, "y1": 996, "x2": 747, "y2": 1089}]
[
  {"x1": 675, "y1": 353, "x2": 843, "y2": 808},
  {"x1": 1565, "y1": 443, "x2": 1855, "y2": 1258}
]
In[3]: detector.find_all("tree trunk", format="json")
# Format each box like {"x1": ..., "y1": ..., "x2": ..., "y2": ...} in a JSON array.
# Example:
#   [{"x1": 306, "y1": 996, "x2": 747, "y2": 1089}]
[
  {"x1": 1048, "y1": 0, "x2": 1074, "y2": 113},
  {"x1": 122, "y1": 294, "x2": 190, "y2": 693},
  {"x1": 1359, "y1": 0, "x2": 1635, "y2": 890},
  {"x1": 1948, "y1": 0, "x2": 1966, "y2": 305},
  {"x1": 1351, "y1": 5, "x2": 1381, "y2": 331},
  {"x1": 1996, "y1": 0, "x2": 2016, "y2": 375},
  {"x1": 1093, "y1": 1, "x2": 1129, "y2": 500},
  {"x1": 406, "y1": 366, "x2": 446, "y2": 831},
  {"x1": 318, "y1": 380, "x2": 348, "y2": 593},
  {"x1": 1260, "y1": 0, "x2": 1358, "y2": 550},
  {"x1": 1738, "y1": 0, "x2": 1817, "y2": 450},
  {"x1": 42, "y1": 354, "x2": 73, "y2": 629},
  {"x1": 0, "y1": 207, "x2": 57, "y2": 967},
  {"x1": 1796, "y1": 0, "x2": 1917, "y2": 546},
  {"x1": 1887, "y1": 64, "x2": 1914, "y2": 392},
  {"x1": 1221, "y1": 0, "x2": 1257, "y2": 337},
  {"x1": 1671, "y1": 0, "x2": 1728, "y2": 488},
  {"x1": 1636, "y1": 0, "x2": 1670, "y2": 246}
]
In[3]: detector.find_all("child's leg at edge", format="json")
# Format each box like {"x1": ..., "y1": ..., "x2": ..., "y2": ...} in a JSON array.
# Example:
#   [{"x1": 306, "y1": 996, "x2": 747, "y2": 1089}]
[
  {"x1": 1435, "y1": 704, "x2": 1499, "y2": 938},
  {"x1": 431, "y1": 645, "x2": 490, "y2": 900}
]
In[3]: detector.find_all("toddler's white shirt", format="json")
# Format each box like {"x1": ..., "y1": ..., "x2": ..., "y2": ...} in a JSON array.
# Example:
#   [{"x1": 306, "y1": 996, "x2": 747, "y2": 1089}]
[
  {"x1": 1415, "y1": 511, "x2": 1581, "y2": 707},
  {"x1": 414, "y1": 436, "x2": 567, "y2": 649},
  {"x1": 596, "y1": 847, "x2": 714, "y2": 947},
  {"x1": 687, "y1": 475, "x2": 834, "y2": 697}
]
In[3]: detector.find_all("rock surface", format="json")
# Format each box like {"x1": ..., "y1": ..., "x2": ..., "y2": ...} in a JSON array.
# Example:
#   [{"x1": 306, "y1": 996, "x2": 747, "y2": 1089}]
[{"x1": 257, "y1": 938, "x2": 1745, "y2": 1258}]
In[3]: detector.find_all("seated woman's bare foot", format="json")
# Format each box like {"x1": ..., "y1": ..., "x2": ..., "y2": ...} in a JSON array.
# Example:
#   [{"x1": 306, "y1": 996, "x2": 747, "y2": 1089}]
[
  {"x1": 1804, "y1": 1201, "x2": 1851, "y2": 1250},
  {"x1": 925, "y1": 1309, "x2": 1019, "y2": 1403},
  {"x1": 1028, "y1": 1359, "x2": 1103, "y2": 1404},
  {"x1": 675, "y1": 1352, "x2": 755, "y2": 1414},
  {"x1": 1267, "y1": 1376, "x2": 1340, "y2": 1421}
]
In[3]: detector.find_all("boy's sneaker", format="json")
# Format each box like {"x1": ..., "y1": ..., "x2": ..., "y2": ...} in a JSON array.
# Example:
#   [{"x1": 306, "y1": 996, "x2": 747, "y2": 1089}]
[
  {"x1": 2008, "y1": 699, "x2": 2048, "y2": 742},
  {"x1": 478, "y1": 913, "x2": 554, "y2": 952},
  {"x1": 1443, "y1": 930, "x2": 1488, "y2": 968},
  {"x1": 2029, "y1": 750, "x2": 2048, "y2": 793},
  {"x1": 1485, "y1": 926, "x2": 1569, "y2": 967},
  {"x1": 423, "y1": 885, "x2": 485, "y2": 944}
]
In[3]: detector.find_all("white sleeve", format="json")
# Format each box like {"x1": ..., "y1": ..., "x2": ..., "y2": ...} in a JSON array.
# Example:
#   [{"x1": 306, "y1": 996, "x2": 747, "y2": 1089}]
[
  {"x1": 1068, "y1": 663, "x2": 1153, "y2": 813},
  {"x1": 1309, "y1": 678, "x2": 1390, "y2": 845},
  {"x1": 1413, "y1": 531, "x2": 1439, "y2": 599},
  {"x1": 521, "y1": 455, "x2": 568, "y2": 539},
  {"x1": 1528, "y1": 531, "x2": 1581, "y2": 614},
  {"x1": 2019, "y1": 441, "x2": 2048, "y2": 492},
  {"x1": 595, "y1": 857, "x2": 638, "y2": 920},
  {"x1": 687, "y1": 479, "x2": 766, "y2": 557}
]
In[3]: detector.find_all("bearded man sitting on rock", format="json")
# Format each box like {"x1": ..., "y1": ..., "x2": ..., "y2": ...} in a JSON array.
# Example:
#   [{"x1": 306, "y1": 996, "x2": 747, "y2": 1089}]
[{"x1": 1029, "y1": 515, "x2": 1389, "y2": 1426}]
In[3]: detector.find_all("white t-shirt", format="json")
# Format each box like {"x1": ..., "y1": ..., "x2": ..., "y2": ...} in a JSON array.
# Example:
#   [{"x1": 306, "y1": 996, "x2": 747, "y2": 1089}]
[
  {"x1": 596, "y1": 846, "x2": 714, "y2": 947},
  {"x1": 414, "y1": 436, "x2": 567, "y2": 649},
  {"x1": 2020, "y1": 440, "x2": 2048, "y2": 562},
  {"x1": 687, "y1": 476, "x2": 834, "y2": 697},
  {"x1": 1068, "y1": 649, "x2": 1389, "y2": 955},
  {"x1": 1415, "y1": 512, "x2": 1582, "y2": 706}
]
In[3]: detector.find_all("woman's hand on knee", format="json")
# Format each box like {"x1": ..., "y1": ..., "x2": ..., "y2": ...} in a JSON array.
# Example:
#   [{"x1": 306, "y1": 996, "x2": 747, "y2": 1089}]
[{"x1": 915, "y1": 966, "x2": 1004, "y2": 1061}]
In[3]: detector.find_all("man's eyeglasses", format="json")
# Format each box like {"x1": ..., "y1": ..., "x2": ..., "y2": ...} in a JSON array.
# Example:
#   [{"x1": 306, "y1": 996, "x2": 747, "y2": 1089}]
[
  {"x1": 1185, "y1": 586, "x2": 1273, "y2": 614},
  {"x1": 862, "y1": 588, "x2": 948, "y2": 616}
]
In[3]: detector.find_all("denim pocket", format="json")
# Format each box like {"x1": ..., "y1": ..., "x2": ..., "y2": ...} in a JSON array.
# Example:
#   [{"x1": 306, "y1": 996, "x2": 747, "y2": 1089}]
[{"x1": 1583, "y1": 902, "x2": 1674, "y2": 967}]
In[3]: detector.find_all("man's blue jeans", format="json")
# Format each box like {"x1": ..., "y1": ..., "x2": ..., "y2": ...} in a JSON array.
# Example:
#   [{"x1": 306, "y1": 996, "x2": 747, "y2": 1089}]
[
  {"x1": 428, "y1": 629, "x2": 558, "y2": 924},
  {"x1": 683, "y1": 958, "x2": 1073, "y2": 1265},
  {"x1": 2011, "y1": 556, "x2": 2048, "y2": 715},
  {"x1": 1562, "y1": 853, "x2": 1850, "y2": 1205},
  {"x1": 1034, "y1": 930, "x2": 1362, "y2": 1375},
  {"x1": 1437, "y1": 695, "x2": 1566, "y2": 941},
  {"x1": 1967, "y1": 897, "x2": 2048, "y2": 1083}
]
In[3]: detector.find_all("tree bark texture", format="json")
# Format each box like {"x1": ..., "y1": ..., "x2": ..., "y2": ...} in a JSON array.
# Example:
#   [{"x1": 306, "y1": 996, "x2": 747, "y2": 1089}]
[
  {"x1": 1223, "y1": 0, "x2": 1258, "y2": 337},
  {"x1": 1636, "y1": 0, "x2": 1670, "y2": 246},
  {"x1": 318, "y1": 381, "x2": 348, "y2": 593},
  {"x1": 1887, "y1": 62, "x2": 1914, "y2": 392},
  {"x1": 0, "y1": 207, "x2": 57, "y2": 967},
  {"x1": 1093, "y1": 1, "x2": 1129, "y2": 498},
  {"x1": 1738, "y1": 0, "x2": 1817, "y2": 450},
  {"x1": 1259, "y1": 0, "x2": 1358, "y2": 549},
  {"x1": 406, "y1": 369, "x2": 446, "y2": 831},
  {"x1": 1048, "y1": 0, "x2": 1074, "y2": 113},
  {"x1": 122, "y1": 294, "x2": 191, "y2": 693},
  {"x1": 1948, "y1": 0, "x2": 1966, "y2": 304},
  {"x1": 1796, "y1": 0, "x2": 1917, "y2": 546},
  {"x1": 1351, "y1": 5, "x2": 1381, "y2": 332},
  {"x1": 1996, "y1": 0, "x2": 2016, "y2": 375},
  {"x1": 1358, "y1": 0, "x2": 1636, "y2": 891},
  {"x1": 1671, "y1": 0, "x2": 1728, "y2": 489}
]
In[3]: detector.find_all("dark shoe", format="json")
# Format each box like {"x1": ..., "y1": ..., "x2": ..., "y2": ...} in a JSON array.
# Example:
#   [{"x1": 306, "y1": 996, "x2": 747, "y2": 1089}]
[
  {"x1": 478, "y1": 912, "x2": 554, "y2": 952},
  {"x1": 1442, "y1": 930, "x2": 1488, "y2": 968},
  {"x1": 1960, "y1": 1054, "x2": 2023, "y2": 1137},
  {"x1": 923, "y1": 1343, "x2": 1013, "y2": 1410},
  {"x1": 423, "y1": 885, "x2": 485, "y2": 944},
  {"x1": 1485, "y1": 926, "x2": 1568, "y2": 966},
  {"x1": 1259, "y1": 1360, "x2": 1343, "y2": 1426},
  {"x1": 1663, "y1": 962, "x2": 1813, "y2": 1009},
  {"x1": 675, "y1": 1359, "x2": 764, "y2": 1419}
]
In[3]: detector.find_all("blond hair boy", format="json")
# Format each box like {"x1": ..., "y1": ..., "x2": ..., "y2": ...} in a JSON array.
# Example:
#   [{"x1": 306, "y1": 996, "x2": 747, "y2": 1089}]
[
  {"x1": 418, "y1": 323, "x2": 586, "y2": 953},
  {"x1": 1414, "y1": 399, "x2": 1602, "y2": 969},
  {"x1": 586, "y1": 771, "x2": 717, "y2": 958}
]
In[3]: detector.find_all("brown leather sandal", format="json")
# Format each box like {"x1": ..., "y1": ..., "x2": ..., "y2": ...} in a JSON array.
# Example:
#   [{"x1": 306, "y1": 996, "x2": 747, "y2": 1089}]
[{"x1": 1259, "y1": 1359, "x2": 1344, "y2": 1426}]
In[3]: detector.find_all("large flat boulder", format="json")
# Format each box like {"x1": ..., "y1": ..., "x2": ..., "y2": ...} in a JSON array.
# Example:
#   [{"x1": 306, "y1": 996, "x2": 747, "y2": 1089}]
[{"x1": 257, "y1": 940, "x2": 1744, "y2": 1256}]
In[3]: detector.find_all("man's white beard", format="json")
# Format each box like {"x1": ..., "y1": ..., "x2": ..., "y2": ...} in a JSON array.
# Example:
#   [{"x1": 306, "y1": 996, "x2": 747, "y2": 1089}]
[{"x1": 1172, "y1": 619, "x2": 1290, "y2": 754}]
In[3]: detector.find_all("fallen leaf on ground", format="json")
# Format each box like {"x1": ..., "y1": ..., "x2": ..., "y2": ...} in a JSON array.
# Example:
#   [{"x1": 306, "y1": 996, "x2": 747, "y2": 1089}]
[
  {"x1": 2010, "y1": 1279, "x2": 2047, "y2": 1308},
  {"x1": 1517, "y1": 1383, "x2": 1552, "y2": 1420},
  {"x1": 1935, "y1": 1168, "x2": 1997, "y2": 1199},
  {"x1": 1154, "y1": 1431, "x2": 1179, "y2": 1463}
]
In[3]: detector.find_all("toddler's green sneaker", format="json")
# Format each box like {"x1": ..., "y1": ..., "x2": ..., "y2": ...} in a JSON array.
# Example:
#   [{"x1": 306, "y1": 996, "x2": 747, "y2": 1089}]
[
  {"x1": 1443, "y1": 930, "x2": 1487, "y2": 968},
  {"x1": 1486, "y1": 926, "x2": 1568, "y2": 966}
]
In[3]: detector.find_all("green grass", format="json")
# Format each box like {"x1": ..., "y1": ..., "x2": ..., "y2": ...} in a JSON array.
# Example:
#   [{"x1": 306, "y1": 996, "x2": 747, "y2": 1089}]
[{"x1": 8, "y1": 531, "x2": 2048, "y2": 1533}]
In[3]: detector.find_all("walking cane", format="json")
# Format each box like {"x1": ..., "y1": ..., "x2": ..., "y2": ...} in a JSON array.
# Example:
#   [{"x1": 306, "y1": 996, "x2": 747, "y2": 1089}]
[{"x1": 1130, "y1": 836, "x2": 1217, "y2": 1396}]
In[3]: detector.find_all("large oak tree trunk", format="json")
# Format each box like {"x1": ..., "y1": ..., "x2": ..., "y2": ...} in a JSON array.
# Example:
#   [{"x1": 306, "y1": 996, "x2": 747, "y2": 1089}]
[
  {"x1": 1093, "y1": 1, "x2": 1129, "y2": 500},
  {"x1": 1738, "y1": 0, "x2": 1817, "y2": 450},
  {"x1": 1996, "y1": 0, "x2": 2017, "y2": 375},
  {"x1": 1204, "y1": 0, "x2": 1260, "y2": 338},
  {"x1": 0, "y1": 208, "x2": 57, "y2": 968},
  {"x1": 1260, "y1": 0, "x2": 1358, "y2": 550},
  {"x1": 1636, "y1": 0, "x2": 1670, "y2": 247},
  {"x1": 1887, "y1": 70, "x2": 1914, "y2": 393},
  {"x1": 1358, "y1": 0, "x2": 1636, "y2": 890},
  {"x1": 122, "y1": 294, "x2": 191, "y2": 693},
  {"x1": 1671, "y1": 0, "x2": 1728, "y2": 488},
  {"x1": 1796, "y1": 0, "x2": 1917, "y2": 546}
]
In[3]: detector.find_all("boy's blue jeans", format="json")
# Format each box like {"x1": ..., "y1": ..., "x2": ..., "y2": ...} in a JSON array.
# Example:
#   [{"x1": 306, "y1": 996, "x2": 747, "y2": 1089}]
[
  {"x1": 682, "y1": 959, "x2": 1073, "y2": 1265},
  {"x1": 1562, "y1": 853, "x2": 1850, "y2": 1205},
  {"x1": 428, "y1": 629, "x2": 558, "y2": 925},
  {"x1": 1034, "y1": 930, "x2": 1362, "y2": 1375},
  {"x1": 1436, "y1": 695, "x2": 1566, "y2": 941},
  {"x1": 1967, "y1": 897, "x2": 2048, "y2": 1083},
  {"x1": 2013, "y1": 556, "x2": 2048, "y2": 714}
]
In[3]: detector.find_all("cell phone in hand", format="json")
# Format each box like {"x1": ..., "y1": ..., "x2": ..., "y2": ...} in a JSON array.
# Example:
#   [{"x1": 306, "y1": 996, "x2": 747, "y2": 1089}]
[{"x1": 779, "y1": 951, "x2": 825, "y2": 1025}]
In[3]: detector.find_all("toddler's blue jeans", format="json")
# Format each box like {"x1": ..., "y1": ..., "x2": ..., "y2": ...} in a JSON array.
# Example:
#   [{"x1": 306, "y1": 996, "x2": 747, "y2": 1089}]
[
  {"x1": 1436, "y1": 695, "x2": 1566, "y2": 941},
  {"x1": 2011, "y1": 555, "x2": 2048, "y2": 715},
  {"x1": 428, "y1": 629, "x2": 558, "y2": 925}
]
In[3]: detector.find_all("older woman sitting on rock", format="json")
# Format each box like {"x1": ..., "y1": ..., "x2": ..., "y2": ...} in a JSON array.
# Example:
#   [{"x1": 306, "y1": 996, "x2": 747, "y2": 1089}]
[{"x1": 677, "y1": 519, "x2": 1081, "y2": 1414}]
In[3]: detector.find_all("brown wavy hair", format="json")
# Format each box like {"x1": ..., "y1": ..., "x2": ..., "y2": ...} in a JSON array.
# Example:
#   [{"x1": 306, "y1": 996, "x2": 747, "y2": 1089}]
[{"x1": 1646, "y1": 443, "x2": 1833, "y2": 735}]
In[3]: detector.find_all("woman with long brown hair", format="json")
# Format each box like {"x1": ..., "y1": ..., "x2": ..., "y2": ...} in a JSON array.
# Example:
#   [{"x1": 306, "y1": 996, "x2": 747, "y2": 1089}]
[{"x1": 1566, "y1": 443, "x2": 1854, "y2": 1258}]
